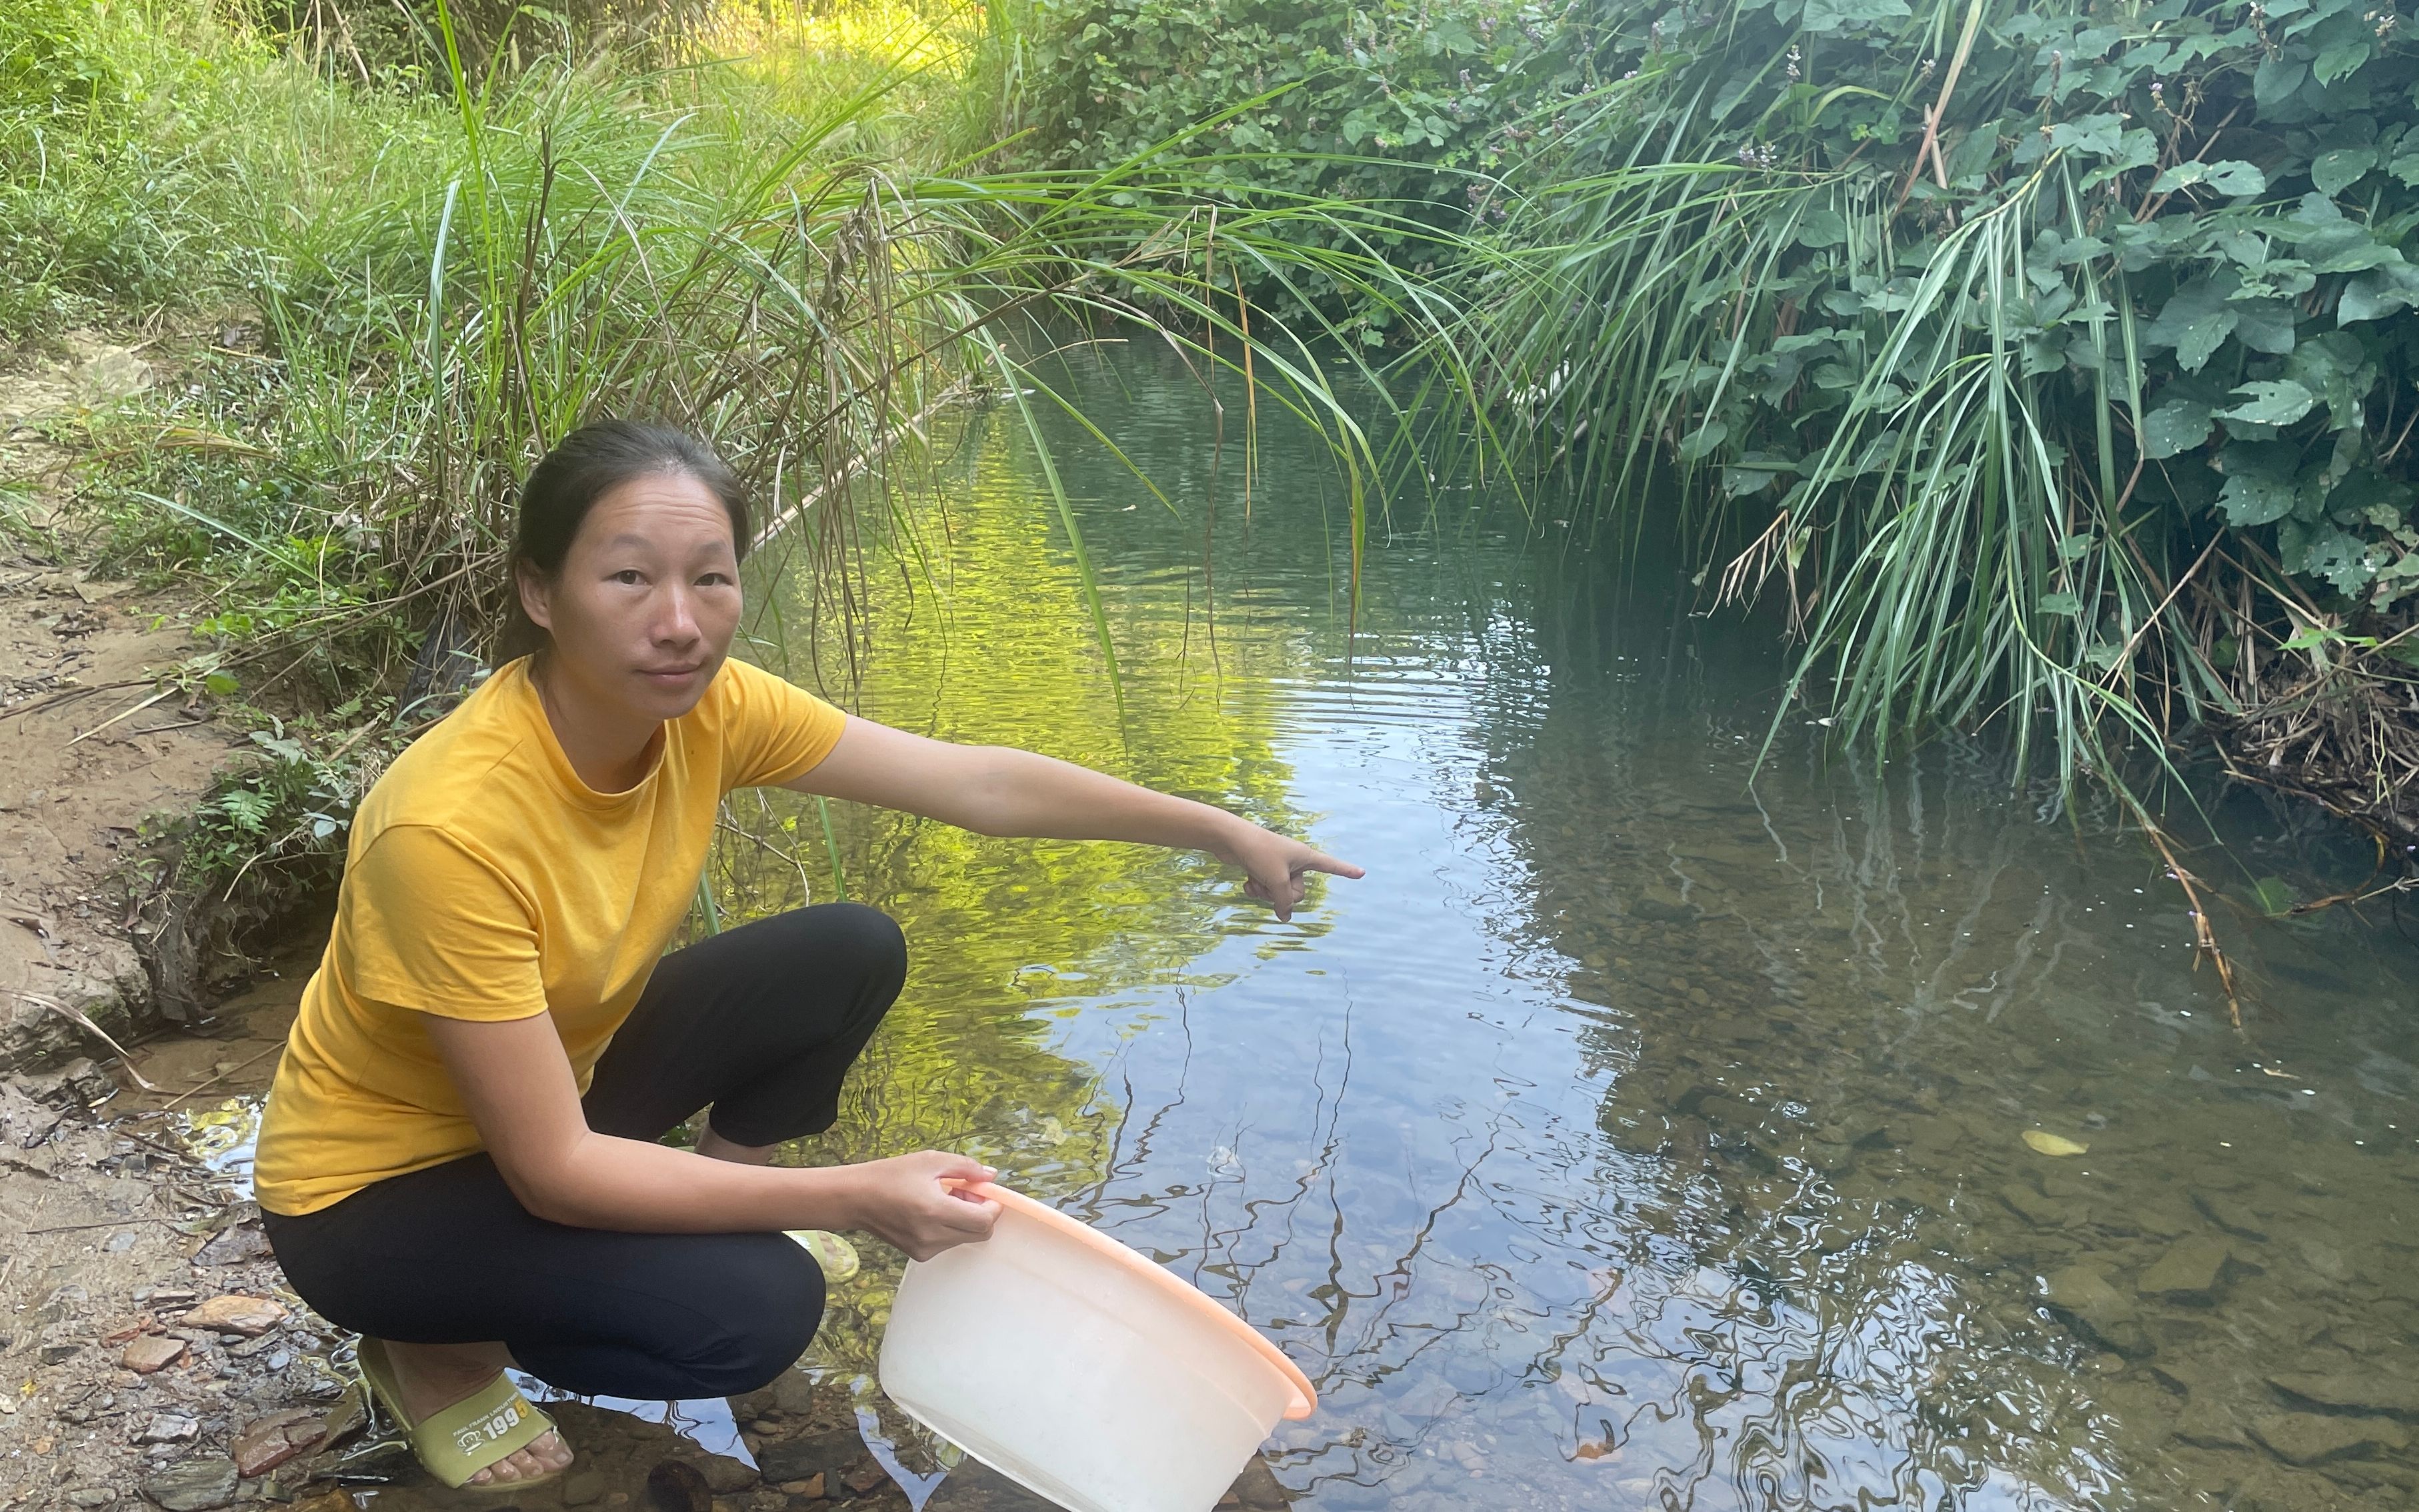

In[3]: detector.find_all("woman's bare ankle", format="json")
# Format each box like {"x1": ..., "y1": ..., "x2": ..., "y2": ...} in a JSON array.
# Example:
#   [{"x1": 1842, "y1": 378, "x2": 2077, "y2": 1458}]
[{"x1": 379, "y1": 1339, "x2": 513, "y2": 1419}]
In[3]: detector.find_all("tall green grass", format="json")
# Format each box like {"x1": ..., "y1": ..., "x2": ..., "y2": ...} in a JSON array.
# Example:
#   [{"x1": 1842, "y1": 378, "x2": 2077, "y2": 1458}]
[{"x1": 29, "y1": 0, "x2": 1496, "y2": 709}]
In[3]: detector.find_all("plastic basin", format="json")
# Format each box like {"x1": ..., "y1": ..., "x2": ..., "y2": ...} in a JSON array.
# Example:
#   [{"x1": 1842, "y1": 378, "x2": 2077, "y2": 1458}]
[{"x1": 877, "y1": 1181, "x2": 1316, "y2": 1512}]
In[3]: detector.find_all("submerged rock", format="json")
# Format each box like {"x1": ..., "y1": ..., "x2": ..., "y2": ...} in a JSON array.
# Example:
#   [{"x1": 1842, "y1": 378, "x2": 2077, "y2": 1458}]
[
  {"x1": 1628, "y1": 888, "x2": 1700, "y2": 924},
  {"x1": 2192, "y1": 1190, "x2": 2270, "y2": 1241},
  {"x1": 230, "y1": 1409, "x2": 325, "y2": 1478},
  {"x1": 755, "y1": 1427, "x2": 861, "y2": 1485},
  {"x1": 2267, "y1": 1371, "x2": 2419, "y2": 1418},
  {"x1": 701, "y1": 1452, "x2": 757, "y2": 1493},
  {"x1": 2137, "y1": 1237, "x2": 2233, "y2": 1303},
  {"x1": 2172, "y1": 1398, "x2": 2253, "y2": 1451},
  {"x1": 1997, "y1": 1183, "x2": 2075, "y2": 1229},
  {"x1": 645, "y1": 1459, "x2": 713, "y2": 1512},
  {"x1": 2038, "y1": 1265, "x2": 2146, "y2": 1353},
  {"x1": 2247, "y1": 1411, "x2": 2412, "y2": 1465}
]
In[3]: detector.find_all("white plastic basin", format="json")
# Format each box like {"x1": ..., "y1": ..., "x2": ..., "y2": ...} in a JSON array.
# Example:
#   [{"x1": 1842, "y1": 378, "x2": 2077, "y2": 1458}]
[{"x1": 877, "y1": 1181, "x2": 1316, "y2": 1512}]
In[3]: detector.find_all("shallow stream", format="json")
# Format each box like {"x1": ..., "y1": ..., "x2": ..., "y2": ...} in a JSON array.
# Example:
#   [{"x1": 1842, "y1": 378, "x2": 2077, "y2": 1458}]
[{"x1": 709, "y1": 349, "x2": 2419, "y2": 1512}]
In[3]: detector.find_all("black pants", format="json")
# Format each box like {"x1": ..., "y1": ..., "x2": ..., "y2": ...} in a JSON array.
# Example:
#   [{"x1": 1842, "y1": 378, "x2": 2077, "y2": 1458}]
[{"x1": 263, "y1": 903, "x2": 906, "y2": 1401}]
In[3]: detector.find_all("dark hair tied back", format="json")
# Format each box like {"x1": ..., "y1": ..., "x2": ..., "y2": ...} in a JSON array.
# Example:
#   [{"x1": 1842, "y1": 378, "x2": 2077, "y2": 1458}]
[{"x1": 497, "y1": 420, "x2": 750, "y2": 663}]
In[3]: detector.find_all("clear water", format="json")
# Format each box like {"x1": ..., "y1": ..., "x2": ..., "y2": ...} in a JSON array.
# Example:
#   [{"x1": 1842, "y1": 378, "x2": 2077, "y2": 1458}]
[{"x1": 713, "y1": 349, "x2": 2415, "y2": 1512}]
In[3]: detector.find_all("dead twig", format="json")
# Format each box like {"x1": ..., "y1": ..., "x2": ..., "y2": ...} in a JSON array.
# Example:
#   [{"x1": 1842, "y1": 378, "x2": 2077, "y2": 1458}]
[
  {"x1": 2127, "y1": 817, "x2": 2246, "y2": 1031},
  {"x1": 67, "y1": 687, "x2": 175, "y2": 747},
  {"x1": 158, "y1": 1041, "x2": 285, "y2": 1109}
]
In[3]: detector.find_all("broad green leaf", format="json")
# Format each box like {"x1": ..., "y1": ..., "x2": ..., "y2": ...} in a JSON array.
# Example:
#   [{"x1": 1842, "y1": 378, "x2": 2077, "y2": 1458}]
[
  {"x1": 2151, "y1": 159, "x2": 2266, "y2": 195},
  {"x1": 2312, "y1": 146, "x2": 2377, "y2": 195},
  {"x1": 2288, "y1": 331, "x2": 2376, "y2": 428},
  {"x1": 2022, "y1": 1130, "x2": 2089, "y2": 1157},
  {"x1": 2037, "y1": 592, "x2": 2084, "y2": 617},
  {"x1": 2338, "y1": 267, "x2": 2419, "y2": 323},
  {"x1": 2292, "y1": 191, "x2": 2348, "y2": 228},
  {"x1": 2218, "y1": 469, "x2": 2300, "y2": 526},
  {"x1": 2254, "y1": 55, "x2": 2308, "y2": 106},
  {"x1": 2250, "y1": 877, "x2": 2297, "y2": 917},
  {"x1": 2085, "y1": 128, "x2": 2160, "y2": 184},
  {"x1": 2313, "y1": 239, "x2": 2400, "y2": 275},
  {"x1": 2178, "y1": 309, "x2": 2238, "y2": 371},
  {"x1": 2046, "y1": 113, "x2": 2126, "y2": 159},
  {"x1": 1678, "y1": 421, "x2": 1728, "y2": 461},
  {"x1": 2230, "y1": 299, "x2": 2298, "y2": 355},
  {"x1": 2141, "y1": 401, "x2": 2214, "y2": 459},
  {"x1": 2218, "y1": 379, "x2": 2317, "y2": 427},
  {"x1": 2144, "y1": 276, "x2": 2240, "y2": 371},
  {"x1": 2313, "y1": 43, "x2": 2372, "y2": 85},
  {"x1": 1794, "y1": 207, "x2": 1848, "y2": 249},
  {"x1": 2300, "y1": 527, "x2": 2376, "y2": 594}
]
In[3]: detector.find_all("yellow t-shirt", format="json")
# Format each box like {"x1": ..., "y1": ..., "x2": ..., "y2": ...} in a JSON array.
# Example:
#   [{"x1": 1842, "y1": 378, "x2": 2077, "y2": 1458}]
[{"x1": 253, "y1": 655, "x2": 847, "y2": 1216}]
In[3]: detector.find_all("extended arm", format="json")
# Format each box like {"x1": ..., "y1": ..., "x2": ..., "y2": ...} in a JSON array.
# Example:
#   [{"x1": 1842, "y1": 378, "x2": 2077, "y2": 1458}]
[
  {"x1": 787, "y1": 717, "x2": 1363, "y2": 920},
  {"x1": 423, "y1": 1011, "x2": 997, "y2": 1258}
]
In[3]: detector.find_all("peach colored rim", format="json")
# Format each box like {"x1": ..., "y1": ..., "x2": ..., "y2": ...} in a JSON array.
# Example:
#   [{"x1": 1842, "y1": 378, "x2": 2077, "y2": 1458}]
[{"x1": 953, "y1": 1180, "x2": 1317, "y2": 1420}]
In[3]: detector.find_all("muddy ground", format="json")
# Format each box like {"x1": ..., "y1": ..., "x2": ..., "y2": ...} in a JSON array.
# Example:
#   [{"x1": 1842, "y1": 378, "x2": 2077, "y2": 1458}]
[{"x1": 0, "y1": 335, "x2": 245, "y2": 1076}]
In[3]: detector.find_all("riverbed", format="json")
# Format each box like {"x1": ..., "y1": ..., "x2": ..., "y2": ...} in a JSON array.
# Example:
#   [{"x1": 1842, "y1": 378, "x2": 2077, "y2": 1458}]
[{"x1": 718, "y1": 347, "x2": 2419, "y2": 1512}]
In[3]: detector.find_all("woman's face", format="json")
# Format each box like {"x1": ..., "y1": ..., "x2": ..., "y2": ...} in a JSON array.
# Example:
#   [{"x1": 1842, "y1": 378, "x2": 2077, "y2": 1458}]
[{"x1": 519, "y1": 469, "x2": 742, "y2": 724}]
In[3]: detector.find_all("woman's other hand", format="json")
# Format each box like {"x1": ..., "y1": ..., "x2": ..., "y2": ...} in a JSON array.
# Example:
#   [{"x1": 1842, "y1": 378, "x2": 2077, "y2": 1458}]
[
  {"x1": 1212, "y1": 822, "x2": 1364, "y2": 923},
  {"x1": 841, "y1": 1151, "x2": 1001, "y2": 1261}
]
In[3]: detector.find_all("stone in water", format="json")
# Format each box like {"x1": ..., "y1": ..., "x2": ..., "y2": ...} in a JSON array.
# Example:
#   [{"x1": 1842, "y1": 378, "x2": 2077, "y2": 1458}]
[
  {"x1": 2138, "y1": 1235, "x2": 2233, "y2": 1303},
  {"x1": 2248, "y1": 1411, "x2": 2412, "y2": 1465},
  {"x1": 231, "y1": 1409, "x2": 326, "y2": 1477}
]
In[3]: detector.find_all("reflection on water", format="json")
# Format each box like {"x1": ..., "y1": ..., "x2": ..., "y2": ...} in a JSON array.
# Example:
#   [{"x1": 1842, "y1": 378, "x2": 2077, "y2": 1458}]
[{"x1": 719, "y1": 347, "x2": 2419, "y2": 1512}]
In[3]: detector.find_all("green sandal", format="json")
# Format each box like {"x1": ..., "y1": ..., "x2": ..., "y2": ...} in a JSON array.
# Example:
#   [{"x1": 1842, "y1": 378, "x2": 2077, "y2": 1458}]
[{"x1": 355, "y1": 1337, "x2": 567, "y2": 1492}]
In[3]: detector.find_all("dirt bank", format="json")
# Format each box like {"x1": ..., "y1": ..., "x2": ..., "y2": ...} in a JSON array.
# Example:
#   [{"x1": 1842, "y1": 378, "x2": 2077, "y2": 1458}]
[{"x1": 0, "y1": 336, "x2": 242, "y2": 1077}]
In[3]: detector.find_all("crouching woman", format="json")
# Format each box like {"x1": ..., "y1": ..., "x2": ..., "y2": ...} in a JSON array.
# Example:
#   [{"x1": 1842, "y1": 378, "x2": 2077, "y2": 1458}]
[{"x1": 253, "y1": 421, "x2": 1360, "y2": 1491}]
